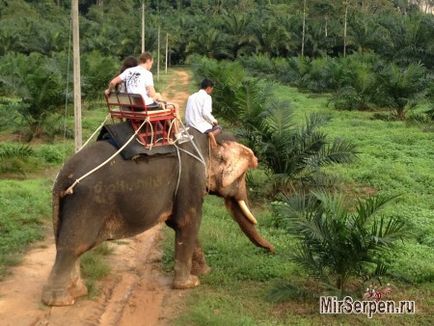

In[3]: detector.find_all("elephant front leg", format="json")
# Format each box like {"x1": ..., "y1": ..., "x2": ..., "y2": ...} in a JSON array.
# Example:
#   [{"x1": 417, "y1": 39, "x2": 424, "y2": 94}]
[
  {"x1": 172, "y1": 220, "x2": 201, "y2": 289},
  {"x1": 191, "y1": 240, "x2": 211, "y2": 276}
]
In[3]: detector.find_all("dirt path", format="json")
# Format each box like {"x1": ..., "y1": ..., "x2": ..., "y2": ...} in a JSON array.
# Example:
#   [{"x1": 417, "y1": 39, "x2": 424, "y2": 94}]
[{"x1": 0, "y1": 69, "x2": 191, "y2": 326}]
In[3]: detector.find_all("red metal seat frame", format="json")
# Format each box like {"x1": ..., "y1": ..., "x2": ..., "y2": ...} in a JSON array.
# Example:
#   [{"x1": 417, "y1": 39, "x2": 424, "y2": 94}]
[{"x1": 104, "y1": 92, "x2": 176, "y2": 148}]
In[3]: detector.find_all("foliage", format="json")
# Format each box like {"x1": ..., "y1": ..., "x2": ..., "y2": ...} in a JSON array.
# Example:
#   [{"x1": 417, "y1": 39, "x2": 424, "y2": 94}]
[
  {"x1": 0, "y1": 52, "x2": 66, "y2": 140},
  {"x1": 0, "y1": 143, "x2": 34, "y2": 174},
  {"x1": 193, "y1": 58, "x2": 358, "y2": 195},
  {"x1": 81, "y1": 51, "x2": 119, "y2": 99},
  {"x1": 80, "y1": 243, "x2": 112, "y2": 298},
  {"x1": 241, "y1": 52, "x2": 429, "y2": 118},
  {"x1": 1, "y1": 1, "x2": 433, "y2": 68},
  {"x1": 0, "y1": 179, "x2": 51, "y2": 279},
  {"x1": 274, "y1": 192, "x2": 405, "y2": 295},
  {"x1": 162, "y1": 193, "x2": 433, "y2": 325},
  {"x1": 377, "y1": 62, "x2": 428, "y2": 119},
  {"x1": 36, "y1": 144, "x2": 69, "y2": 164}
]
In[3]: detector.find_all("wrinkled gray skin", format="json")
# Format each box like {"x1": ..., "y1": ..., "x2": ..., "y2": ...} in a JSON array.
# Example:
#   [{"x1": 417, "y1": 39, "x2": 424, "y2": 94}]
[{"x1": 42, "y1": 129, "x2": 274, "y2": 306}]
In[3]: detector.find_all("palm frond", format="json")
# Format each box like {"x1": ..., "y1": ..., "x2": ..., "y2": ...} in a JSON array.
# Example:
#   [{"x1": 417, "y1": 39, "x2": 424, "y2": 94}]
[
  {"x1": 370, "y1": 216, "x2": 405, "y2": 247},
  {"x1": 0, "y1": 144, "x2": 33, "y2": 159},
  {"x1": 304, "y1": 138, "x2": 358, "y2": 168},
  {"x1": 355, "y1": 194, "x2": 400, "y2": 226}
]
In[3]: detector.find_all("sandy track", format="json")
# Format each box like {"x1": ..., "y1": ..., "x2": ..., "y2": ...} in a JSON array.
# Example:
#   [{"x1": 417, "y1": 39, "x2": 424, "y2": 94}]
[
  {"x1": 0, "y1": 69, "x2": 191, "y2": 326},
  {"x1": 0, "y1": 226, "x2": 176, "y2": 326}
]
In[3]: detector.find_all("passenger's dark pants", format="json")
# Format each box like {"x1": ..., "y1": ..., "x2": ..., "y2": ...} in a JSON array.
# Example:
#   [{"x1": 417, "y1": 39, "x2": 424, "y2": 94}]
[{"x1": 205, "y1": 125, "x2": 222, "y2": 134}]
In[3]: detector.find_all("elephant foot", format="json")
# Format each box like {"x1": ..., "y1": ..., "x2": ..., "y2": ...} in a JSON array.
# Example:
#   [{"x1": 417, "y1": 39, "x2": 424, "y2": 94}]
[
  {"x1": 41, "y1": 286, "x2": 76, "y2": 306},
  {"x1": 41, "y1": 279, "x2": 88, "y2": 306},
  {"x1": 69, "y1": 277, "x2": 88, "y2": 298},
  {"x1": 191, "y1": 263, "x2": 212, "y2": 276},
  {"x1": 173, "y1": 275, "x2": 200, "y2": 289}
]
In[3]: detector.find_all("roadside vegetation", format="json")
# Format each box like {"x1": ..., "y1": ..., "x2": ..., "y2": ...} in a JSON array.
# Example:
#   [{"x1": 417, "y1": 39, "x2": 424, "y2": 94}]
[
  {"x1": 0, "y1": 0, "x2": 433, "y2": 324},
  {"x1": 162, "y1": 80, "x2": 434, "y2": 325}
]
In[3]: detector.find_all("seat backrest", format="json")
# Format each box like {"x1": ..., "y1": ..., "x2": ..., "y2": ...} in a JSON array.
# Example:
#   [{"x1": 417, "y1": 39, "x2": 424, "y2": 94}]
[{"x1": 105, "y1": 92, "x2": 146, "y2": 111}]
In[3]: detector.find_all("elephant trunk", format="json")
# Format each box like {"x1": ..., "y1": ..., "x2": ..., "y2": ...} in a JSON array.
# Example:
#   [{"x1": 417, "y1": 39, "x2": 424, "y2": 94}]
[{"x1": 224, "y1": 198, "x2": 274, "y2": 253}]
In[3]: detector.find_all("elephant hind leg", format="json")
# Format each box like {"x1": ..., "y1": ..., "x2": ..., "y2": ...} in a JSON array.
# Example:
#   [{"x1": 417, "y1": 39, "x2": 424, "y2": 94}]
[{"x1": 42, "y1": 250, "x2": 87, "y2": 306}]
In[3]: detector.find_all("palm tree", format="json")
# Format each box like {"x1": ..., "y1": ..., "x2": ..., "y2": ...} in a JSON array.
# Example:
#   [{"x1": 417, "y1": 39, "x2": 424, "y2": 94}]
[
  {"x1": 277, "y1": 192, "x2": 405, "y2": 296},
  {"x1": 186, "y1": 28, "x2": 231, "y2": 59},
  {"x1": 0, "y1": 53, "x2": 66, "y2": 140},
  {"x1": 378, "y1": 62, "x2": 427, "y2": 119},
  {"x1": 221, "y1": 13, "x2": 258, "y2": 58}
]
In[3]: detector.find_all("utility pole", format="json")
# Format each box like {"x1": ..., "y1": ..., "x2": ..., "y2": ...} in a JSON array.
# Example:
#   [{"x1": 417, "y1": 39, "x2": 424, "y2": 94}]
[
  {"x1": 301, "y1": 0, "x2": 306, "y2": 58},
  {"x1": 72, "y1": 0, "x2": 82, "y2": 152},
  {"x1": 141, "y1": 1, "x2": 145, "y2": 52},
  {"x1": 157, "y1": 25, "x2": 160, "y2": 81},
  {"x1": 343, "y1": 0, "x2": 349, "y2": 57},
  {"x1": 165, "y1": 33, "x2": 168, "y2": 74}
]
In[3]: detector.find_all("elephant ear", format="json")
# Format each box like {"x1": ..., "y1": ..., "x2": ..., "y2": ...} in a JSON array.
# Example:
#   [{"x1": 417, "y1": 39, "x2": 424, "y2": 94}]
[{"x1": 217, "y1": 141, "x2": 258, "y2": 188}]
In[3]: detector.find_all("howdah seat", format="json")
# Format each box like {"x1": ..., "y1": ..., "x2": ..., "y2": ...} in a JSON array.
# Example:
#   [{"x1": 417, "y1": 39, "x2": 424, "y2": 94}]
[{"x1": 104, "y1": 92, "x2": 177, "y2": 148}]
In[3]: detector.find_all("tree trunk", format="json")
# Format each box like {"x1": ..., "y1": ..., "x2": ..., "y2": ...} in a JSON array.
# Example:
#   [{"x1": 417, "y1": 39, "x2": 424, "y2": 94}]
[
  {"x1": 301, "y1": 0, "x2": 306, "y2": 58},
  {"x1": 157, "y1": 25, "x2": 160, "y2": 81},
  {"x1": 343, "y1": 0, "x2": 349, "y2": 57},
  {"x1": 72, "y1": 0, "x2": 82, "y2": 152},
  {"x1": 141, "y1": 1, "x2": 145, "y2": 53}
]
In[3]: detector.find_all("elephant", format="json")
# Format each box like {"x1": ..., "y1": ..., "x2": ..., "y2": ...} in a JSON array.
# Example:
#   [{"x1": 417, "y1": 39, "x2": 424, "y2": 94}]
[{"x1": 41, "y1": 128, "x2": 274, "y2": 306}]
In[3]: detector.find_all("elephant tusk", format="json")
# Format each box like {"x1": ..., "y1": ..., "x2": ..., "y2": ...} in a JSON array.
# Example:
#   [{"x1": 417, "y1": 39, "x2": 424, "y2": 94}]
[{"x1": 237, "y1": 200, "x2": 258, "y2": 225}]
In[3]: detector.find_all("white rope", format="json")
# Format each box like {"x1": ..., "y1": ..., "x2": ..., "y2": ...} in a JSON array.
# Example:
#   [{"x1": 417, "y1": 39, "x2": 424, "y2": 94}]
[
  {"x1": 173, "y1": 144, "x2": 206, "y2": 166},
  {"x1": 171, "y1": 123, "x2": 208, "y2": 198},
  {"x1": 174, "y1": 119, "x2": 206, "y2": 166},
  {"x1": 78, "y1": 114, "x2": 110, "y2": 151},
  {"x1": 64, "y1": 118, "x2": 150, "y2": 195},
  {"x1": 135, "y1": 119, "x2": 155, "y2": 150},
  {"x1": 174, "y1": 145, "x2": 182, "y2": 195}
]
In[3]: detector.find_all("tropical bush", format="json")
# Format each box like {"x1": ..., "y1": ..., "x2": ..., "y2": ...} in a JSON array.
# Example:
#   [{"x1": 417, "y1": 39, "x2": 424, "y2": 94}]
[
  {"x1": 377, "y1": 62, "x2": 428, "y2": 119},
  {"x1": 0, "y1": 143, "x2": 34, "y2": 174},
  {"x1": 274, "y1": 192, "x2": 405, "y2": 296},
  {"x1": 0, "y1": 52, "x2": 66, "y2": 140},
  {"x1": 81, "y1": 51, "x2": 119, "y2": 99}
]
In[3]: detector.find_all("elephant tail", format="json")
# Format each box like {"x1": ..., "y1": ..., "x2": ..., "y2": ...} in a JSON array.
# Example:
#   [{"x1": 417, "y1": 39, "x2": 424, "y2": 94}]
[
  {"x1": 52, "y1": 172, "x2": 66, "y2": 245},
  {"x1": 52, "y1": 189, "x2": 61, "y2": 244}
]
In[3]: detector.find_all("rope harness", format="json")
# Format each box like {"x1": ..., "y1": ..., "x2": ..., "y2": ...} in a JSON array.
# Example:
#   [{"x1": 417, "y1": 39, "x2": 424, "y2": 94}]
[{"x1": 63, "y1": 117, "x2": 208, "y2": 199}]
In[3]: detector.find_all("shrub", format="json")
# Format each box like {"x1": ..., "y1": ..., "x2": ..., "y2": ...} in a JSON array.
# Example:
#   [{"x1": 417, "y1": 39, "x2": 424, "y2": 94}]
[
  {"x1": 274, "y1": 192, "x2": 405, "y2": 296},
  {"x1": 81, "y1": 51, "x2": 119, "y2": 100},
  {"x1": 0, "y1": 143, "x2": 34, "y2": 174},
  {"x1": 377, "y1": 62, "x2": 428, "y2": 119},
  {"x1": 36, "y1": 145, "x2": 67, "y2": 164},
  {"x1": 193, "y1": 57, "x2": 357, "y2": 196},
  {"x1": 0, "y1": 52, "x2": 66, "y2": 140}
]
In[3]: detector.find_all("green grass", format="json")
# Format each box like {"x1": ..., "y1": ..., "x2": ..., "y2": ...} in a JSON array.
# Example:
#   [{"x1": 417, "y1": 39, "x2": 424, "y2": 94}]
[
  {"x1": 162, "y1": 197, "x2": 433, "y2": 325},
  {"x1": 274, "y1": 85, "x2": 434, "y2": 284},
  {"x1": 0, "y1": 179, "x2": 51, "y2": 278},
  {"x1": 80, "y1": 243, "x2": 113, "y2": 298}
]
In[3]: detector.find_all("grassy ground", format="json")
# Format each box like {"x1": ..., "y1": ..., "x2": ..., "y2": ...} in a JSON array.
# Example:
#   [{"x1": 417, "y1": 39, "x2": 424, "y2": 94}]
[
  {"x1": 161, "y1": 80, "x2": 434, "y2": 325},
  {"x1": 277, "y1": 86, "x2": 434, "y2": 284}
]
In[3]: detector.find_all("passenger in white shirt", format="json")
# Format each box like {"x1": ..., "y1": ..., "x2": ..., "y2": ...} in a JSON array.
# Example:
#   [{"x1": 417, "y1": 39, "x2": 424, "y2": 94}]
[{"x1": 185, "y1": 79, "x2": 221, "y2": 137}]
